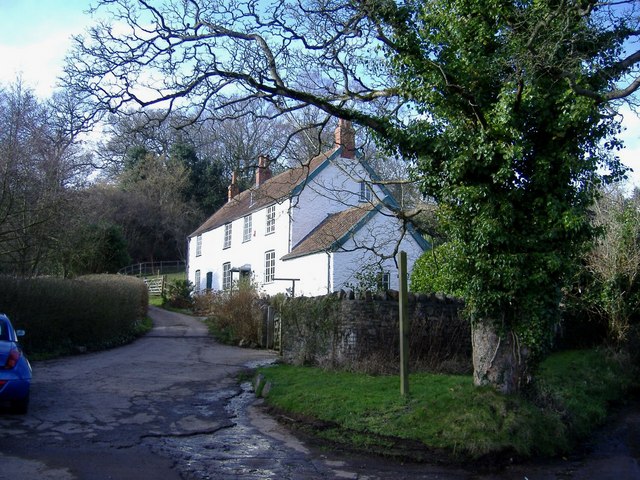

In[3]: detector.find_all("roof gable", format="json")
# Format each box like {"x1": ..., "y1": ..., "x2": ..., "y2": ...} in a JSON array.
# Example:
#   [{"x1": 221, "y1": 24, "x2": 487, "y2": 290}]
[
  {"x1": 281, "y1": 203, "x2": 378, "y2": 260},
  {"x1": 190, "y1": 147, "x2": 340, "y2": 237},
  {"x1": 281, "y1": 199, "x2": 431, "y2": 261}
]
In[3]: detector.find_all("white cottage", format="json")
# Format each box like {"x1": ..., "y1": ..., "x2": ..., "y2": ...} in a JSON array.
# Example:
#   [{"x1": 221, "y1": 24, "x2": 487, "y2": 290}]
[{"x1": 187, "y1": 120, "x2": 428, "y2": 297}]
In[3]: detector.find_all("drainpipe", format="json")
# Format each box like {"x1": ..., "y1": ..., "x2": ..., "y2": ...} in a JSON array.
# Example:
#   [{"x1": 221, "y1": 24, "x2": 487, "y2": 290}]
[{"x1": 327, "y1": 251, "x2": 331, "y2": 294}]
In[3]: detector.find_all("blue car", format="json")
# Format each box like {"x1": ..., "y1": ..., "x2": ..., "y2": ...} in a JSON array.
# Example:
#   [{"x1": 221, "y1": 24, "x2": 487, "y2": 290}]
[{"x1": 0, "y1": 313, "x2": 31, "y2": 414}]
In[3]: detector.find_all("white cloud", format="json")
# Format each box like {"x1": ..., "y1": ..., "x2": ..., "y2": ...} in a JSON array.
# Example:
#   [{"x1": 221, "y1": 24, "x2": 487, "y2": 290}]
[
  {"x1": 0, "y1": 30, "x2": 74, "y2": 97},
  {"x1": 616, "y1": 105, "x2": 640, "y2": 191}
]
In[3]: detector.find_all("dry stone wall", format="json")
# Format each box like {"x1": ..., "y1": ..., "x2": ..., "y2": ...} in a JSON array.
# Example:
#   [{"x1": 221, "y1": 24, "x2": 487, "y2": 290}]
[{"x1": 275, "y1": 290, "x2": 471, "y2": 374}]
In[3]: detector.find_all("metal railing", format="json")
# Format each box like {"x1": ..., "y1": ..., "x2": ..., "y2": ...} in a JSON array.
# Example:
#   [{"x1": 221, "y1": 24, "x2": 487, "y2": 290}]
[{"x1": 118, "y1": 261, "x2": 185, "y2": 277}]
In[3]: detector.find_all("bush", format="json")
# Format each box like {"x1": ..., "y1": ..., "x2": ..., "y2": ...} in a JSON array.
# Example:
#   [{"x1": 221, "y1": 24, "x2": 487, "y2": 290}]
[
  {"x1": 0, "y1": 274, "x2": 149, "y2": 358},
  {"x1": 202, "y1": 281, "x2": 263, "y2": 347},
  {"x1": 162, "y1": 279, "x2": 194, "y2": 309}
]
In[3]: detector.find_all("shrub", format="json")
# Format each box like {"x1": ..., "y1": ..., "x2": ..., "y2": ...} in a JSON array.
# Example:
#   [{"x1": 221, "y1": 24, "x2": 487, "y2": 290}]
[
  {"x1": 202, "y1": 281, "x2": 263, "y2": 347},
  {"x1": 0, "y1": 274, "x2": 149, "y2": 358},
  {"x1": 162, "y1": 279, "x2": 194, "y2": 309}
]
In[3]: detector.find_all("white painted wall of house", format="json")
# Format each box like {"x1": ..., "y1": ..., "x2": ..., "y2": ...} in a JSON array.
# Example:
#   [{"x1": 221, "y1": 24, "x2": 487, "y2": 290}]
[
  {"x1": 331, "y1": 209, "x2": 426, "y2": 292},
  {"x1": 290, "y1": 158, "x2": 385, "y2": 247},
  {"x1": 277, "y1": 252, "x2": 331, "y2": 297},
  {"x1": 188, "y1": 226, "x2": 222, "y2": 290},
  {"x1": 187, "y1": 153, "x2": 425, "y2": 296},
  {"x1": 188, "y1": 199, "x2": 291, "y2": 292}
]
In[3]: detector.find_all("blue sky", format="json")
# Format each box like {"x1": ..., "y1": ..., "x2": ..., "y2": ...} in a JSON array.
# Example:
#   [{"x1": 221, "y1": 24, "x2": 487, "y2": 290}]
[
  {"x1": 1, "y1": 0, "x2": 639, "y2": 190},
  {"x1": 0, "y1": 0, "x2": 93, "y2": 95}
]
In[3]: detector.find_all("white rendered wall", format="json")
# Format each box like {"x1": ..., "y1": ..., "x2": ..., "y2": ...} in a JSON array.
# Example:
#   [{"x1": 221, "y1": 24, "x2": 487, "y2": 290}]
[
  {"x1": 276, "y1": 252, "x2": 330, "y2": 297},
  {"x1": 188, "y1": 227, "x2": 223, "y2": 291},
  {"x1": 188, "y1": 199, "x2": 291, "y2": 293},
  {"x1": 331, "y1": 209, "x2": 426, "y2": 292},
  {"x1": 290, "y1": 157, "x2": 385, "y2": 247}
]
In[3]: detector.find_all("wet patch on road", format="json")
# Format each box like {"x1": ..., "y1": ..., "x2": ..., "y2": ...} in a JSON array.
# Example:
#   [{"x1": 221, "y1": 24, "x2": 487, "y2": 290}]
[{"x1": 148, "y1": 382, "x2": 330, "y2": 479}]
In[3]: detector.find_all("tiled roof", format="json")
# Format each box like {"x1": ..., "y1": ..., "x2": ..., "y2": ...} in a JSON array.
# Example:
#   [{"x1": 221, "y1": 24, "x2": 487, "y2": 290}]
[
  {"x1": 281, "y1": 203, "x2": 377, "y2": 260},
  {"x1": 190, "y1": 148, "x2": 337, "y2": 237}
]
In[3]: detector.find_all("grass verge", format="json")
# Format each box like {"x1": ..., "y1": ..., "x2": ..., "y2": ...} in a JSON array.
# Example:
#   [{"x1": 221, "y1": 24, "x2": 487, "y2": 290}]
[{"x1": 256, "y1": 348, "x2": 636, "y2": 464}]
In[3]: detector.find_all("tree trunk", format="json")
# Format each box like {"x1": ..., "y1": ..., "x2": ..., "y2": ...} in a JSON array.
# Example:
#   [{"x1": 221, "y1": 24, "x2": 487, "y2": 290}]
[{"x1": 471, "y1": 321, "x2": 529, "y2": 394}]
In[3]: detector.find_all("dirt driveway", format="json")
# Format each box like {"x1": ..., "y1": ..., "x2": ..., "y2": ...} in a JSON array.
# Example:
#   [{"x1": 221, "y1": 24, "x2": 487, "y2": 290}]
[{"x1": 0, "y1": 307, "x2": 638, "y2": 479}]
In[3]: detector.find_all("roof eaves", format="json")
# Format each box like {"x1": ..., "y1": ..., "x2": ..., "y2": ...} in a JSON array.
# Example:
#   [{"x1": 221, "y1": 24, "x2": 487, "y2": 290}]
[
  {"x1": 330, "y1": 203, "x2": 381, "y2": 251},
  {"x1": 407, "y1": 222, "x2": 431, "y2": 251}
]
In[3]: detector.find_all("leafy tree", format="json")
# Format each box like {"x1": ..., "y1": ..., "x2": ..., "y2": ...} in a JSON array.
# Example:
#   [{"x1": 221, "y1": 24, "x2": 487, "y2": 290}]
[
  {"x1": 375, "y1": 0, "x2": 634, "y2": 391},
  {"x1": 410, "y1": 242, "x2": 464, "y2": 298},
  {"x1": 123, "y1": 145, "x2": 149, "y2": 172},
  {"x1": 63, "y1": 0, "x2": 640, "y2": 392},
  {"x1": 65, "y1": 223, "x2": 131, "y2": 276},
  {"x1": 119, "y1": 152, "x2": 200, "y2": 262},
  {"x1": 169, "y1": 140, "x2": 227, "y2": 214}
]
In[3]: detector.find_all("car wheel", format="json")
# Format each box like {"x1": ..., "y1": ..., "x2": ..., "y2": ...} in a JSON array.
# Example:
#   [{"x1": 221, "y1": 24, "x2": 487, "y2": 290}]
[{"x1": 12, "y1": 394, "x2": 29, "y2": 414}]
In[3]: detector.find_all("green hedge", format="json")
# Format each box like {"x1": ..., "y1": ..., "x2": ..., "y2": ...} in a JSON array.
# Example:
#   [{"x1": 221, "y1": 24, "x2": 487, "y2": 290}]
[{"x1": 0, "y1": 274, "x2": 149, "y2": 357}]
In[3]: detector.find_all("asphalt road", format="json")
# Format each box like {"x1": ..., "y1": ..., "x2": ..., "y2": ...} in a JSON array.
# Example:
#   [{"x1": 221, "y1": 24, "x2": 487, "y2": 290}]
[
  {"x1": 0, "y1": 306, "x2": 279, "y2": 479},
  {"x1": 0, "y1": 307, "x2": 638, "y2": 480}
]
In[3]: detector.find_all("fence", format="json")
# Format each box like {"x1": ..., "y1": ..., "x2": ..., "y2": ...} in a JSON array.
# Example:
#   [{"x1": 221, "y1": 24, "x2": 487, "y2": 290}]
[{"x1": 118, "y1": 261, "x2": 185, "y2": 277}]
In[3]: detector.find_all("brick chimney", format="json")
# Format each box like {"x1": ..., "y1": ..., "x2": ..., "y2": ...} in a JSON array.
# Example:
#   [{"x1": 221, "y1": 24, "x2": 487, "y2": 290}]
[
  {"x1": 334, "y1": 119, "x2": 355, "y2": 159},
  {"x1": 255, "y1": 155, "x2": 272, "y2": 186},
  {"x1": 228, "y1": 171, "x2": 239, "y2": 202}
]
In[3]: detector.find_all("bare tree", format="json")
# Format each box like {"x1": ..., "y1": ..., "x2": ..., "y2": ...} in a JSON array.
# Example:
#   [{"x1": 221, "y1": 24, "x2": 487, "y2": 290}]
[
  {"x1": 0, "y1": 80, "x2": 91, "y2": 275},
  {"x1": 586, "y1": 186, "x2": 640, "y2": 342},
  {"x1": 62, "y1": 1, "x2": 400, "y2": 140}
]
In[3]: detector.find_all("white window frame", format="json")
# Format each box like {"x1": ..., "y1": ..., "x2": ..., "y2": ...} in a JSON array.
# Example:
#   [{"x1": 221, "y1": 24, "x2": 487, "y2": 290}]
[
  {"x1": 379, "y1": 271, "x2": 391, "y2": 291},
  {"x1": 359, "y1": 181, "x2": 372, "y2": 202},
  {"x1": 223, "y1": 223, "x2": 232, "y2": 249},
  {"x1": 222, "y1": 262, "x2": 232, "y2": 290},
  {"x1": 195, "y1": 235, "x2": 202, "y2": 257},
  {"x1": 264, "y1": 250, "x2": 276, "y2": 284},
  {"x1": 265, "y1": 204, "x2": 276, "y2": 235},
  {"x1": 194, "y1": 269, "x2": 201, "y2": 293},
  {"x1": 243, "y1": 214, "x2": 252, "y2": 243}
]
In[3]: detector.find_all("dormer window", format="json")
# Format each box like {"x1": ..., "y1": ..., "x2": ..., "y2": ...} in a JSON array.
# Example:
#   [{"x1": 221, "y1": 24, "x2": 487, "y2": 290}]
[{"x1": 359, "y1": 181, "x2": 372, "y2": 202}]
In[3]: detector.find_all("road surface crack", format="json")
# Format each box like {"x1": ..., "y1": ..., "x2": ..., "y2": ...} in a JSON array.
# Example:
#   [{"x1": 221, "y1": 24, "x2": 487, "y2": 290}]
[{"x1": 141, "y1": 422, "x2": 237, "y2": 440}]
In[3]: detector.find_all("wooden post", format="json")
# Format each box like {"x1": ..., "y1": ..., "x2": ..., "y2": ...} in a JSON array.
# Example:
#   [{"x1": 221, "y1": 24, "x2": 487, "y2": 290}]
[
  {"x1": 399, "y1": 251, "x2": 409, "y2": 397},
  {"x1": 278, "y1": 312, "x2": 283, "y2": 356}
]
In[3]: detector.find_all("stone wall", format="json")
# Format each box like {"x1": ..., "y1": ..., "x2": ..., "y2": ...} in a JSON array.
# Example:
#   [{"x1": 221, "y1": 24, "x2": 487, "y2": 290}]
[{"x1": 275, "y1": 291, "x2": 471, "y2": 374}]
